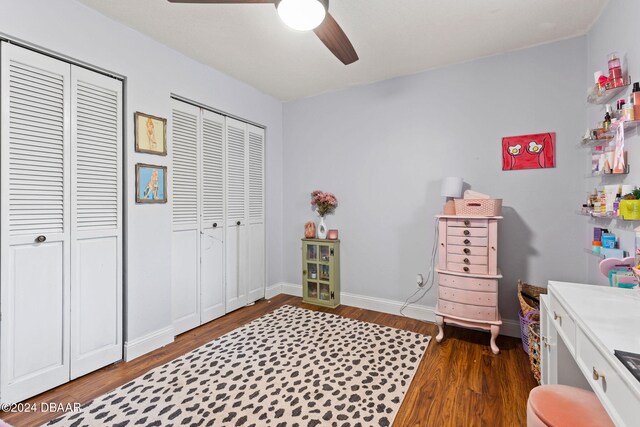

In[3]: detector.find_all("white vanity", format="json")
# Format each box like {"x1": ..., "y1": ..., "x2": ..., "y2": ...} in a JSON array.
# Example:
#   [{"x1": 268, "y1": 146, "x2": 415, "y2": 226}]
[{"x1": 540, "y1": 281, "x2": 640, "y2": 427}]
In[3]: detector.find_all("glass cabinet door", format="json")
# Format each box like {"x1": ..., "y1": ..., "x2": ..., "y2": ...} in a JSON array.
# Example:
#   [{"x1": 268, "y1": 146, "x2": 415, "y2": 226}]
[
  {"x1": 307, "y1": 282, "x2": 318, "y2": 299},
  {"x1": 320, "y1": 264, "x2": 330, "y2": 281},
  {"x1": 319, "y1": 283, "x2": 330, "y2": 301},
  {"x1": 307, "y1": 244, "x2": 318, "y2": 261},
  {"x1": 320, "y1": 245, "x2": 330, "y2": 262},
  {"x1": 307, "y1": 263, "x2": 318, "y2": 280}
]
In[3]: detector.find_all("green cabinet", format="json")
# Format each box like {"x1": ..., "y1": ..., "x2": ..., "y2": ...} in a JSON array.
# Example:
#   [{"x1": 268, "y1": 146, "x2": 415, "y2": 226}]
[{"x1": 302, "y1": 239, "x2": 340, "y2": 308}]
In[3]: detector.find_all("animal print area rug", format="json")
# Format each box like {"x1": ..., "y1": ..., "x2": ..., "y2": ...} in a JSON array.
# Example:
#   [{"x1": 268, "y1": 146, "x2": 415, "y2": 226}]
[{"x1": 47, "y1": 305, "x2": 430, "y2": 427}]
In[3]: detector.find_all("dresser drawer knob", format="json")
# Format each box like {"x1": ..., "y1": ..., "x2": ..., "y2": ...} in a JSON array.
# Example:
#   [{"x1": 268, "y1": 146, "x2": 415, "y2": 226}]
[
  {"x1": 592, "y1": 367, "x2": 605, "y2": 381},
  {"x1": 464, "y1": 239, "x2": 471, "y2": 245},
  {"x1": 464, "y1": 220, "x2": 470, "y2": 226},
  {"x1": 463, "y1": 267, "x2": 470, "y2": 272},
  {"x1": 463, "y1": 230, "x2": 470, "y2": 236},
  {"x1": 463, "y1": 248, "x2": 470, "y2": 254},
  {"x1": 463, "y1": 258, "x2": 470, "y2": 264}
]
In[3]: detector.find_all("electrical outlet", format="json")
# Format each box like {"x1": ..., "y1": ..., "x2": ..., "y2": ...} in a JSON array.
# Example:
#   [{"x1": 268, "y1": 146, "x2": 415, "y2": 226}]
[{"x1": 416, "y1": 274, "x2": 424, "y2": 288}]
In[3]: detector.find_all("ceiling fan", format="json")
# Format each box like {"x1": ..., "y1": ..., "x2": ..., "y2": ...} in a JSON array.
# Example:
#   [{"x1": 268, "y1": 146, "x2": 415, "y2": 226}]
[{"x1": 167, "y1": 0, "x2": 359, "y2": 65}]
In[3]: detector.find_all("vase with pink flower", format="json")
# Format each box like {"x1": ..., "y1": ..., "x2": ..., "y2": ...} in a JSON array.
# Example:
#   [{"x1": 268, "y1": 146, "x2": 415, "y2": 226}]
[{"x1": 310, "y1": 190, "x2": 338, "y2": 239}]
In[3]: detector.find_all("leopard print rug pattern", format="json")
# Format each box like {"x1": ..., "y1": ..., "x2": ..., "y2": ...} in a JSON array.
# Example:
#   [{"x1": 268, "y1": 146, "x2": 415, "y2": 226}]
[{"x1": 47, "y1": 305, "x2": 430, "y2": 427}]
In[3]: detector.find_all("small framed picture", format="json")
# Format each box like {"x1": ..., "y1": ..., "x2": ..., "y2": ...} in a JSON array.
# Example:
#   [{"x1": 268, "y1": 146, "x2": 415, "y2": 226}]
[
  {"x1": 135, "y1": 112, "x2": 167, "y2": 156},
  {"x1": 136, "y1": 163, "x2": 167, "y2": 203}
]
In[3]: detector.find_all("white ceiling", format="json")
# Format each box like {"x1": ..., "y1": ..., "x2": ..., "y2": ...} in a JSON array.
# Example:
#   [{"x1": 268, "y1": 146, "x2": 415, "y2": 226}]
[{"x1": 77, "y1": 0, "x2": 608, "y2": 101}]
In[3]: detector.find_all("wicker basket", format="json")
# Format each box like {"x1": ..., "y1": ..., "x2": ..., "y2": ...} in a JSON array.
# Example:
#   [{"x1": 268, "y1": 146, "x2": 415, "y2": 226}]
[
  {"x1": 517, "y1": 281, "x2": 547, "y2": 317},
  {"x1": 528, "y1": 322, "x2": 542, "y2": 384},
  {"x1": 519, "y1": 310, "x2": 539, "y2": 354},
  {"x1": 454, "y1": 198, "x2": 502, "y2": 216}
]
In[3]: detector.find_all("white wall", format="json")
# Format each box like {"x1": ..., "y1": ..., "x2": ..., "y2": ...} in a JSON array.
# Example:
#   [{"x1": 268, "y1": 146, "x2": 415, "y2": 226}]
[
  {"x1": 585, "y1": 0, "x2": 640, "y2": 285},
  {"x1": 283, "y1": 37, "x2": 588, "y2": 323},
  {"x1": 0, "y1": 0, "x2": 283, "y2": 356}
]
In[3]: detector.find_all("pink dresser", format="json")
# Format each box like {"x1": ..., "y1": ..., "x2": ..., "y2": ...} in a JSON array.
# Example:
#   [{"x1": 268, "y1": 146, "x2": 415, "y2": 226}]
[{"x1": 434, "y1": 215, "x2": 502, "y2": 354}]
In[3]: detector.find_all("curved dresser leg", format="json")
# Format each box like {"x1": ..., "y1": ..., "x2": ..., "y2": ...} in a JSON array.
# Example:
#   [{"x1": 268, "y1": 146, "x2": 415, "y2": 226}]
[
  {"x1": 435, "y1": 315, "x2": 444, "y2": 343},
  {"x1": 490, "y1": 324, "x2": 500, "y2": 354}
]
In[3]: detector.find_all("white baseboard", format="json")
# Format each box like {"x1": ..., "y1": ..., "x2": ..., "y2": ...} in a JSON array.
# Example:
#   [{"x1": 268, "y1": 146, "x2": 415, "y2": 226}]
[
  {"x1": 266, "y1": 282, "x2": 287, "y2": 299},
  {"x1": 269, "y1": 282, "x2": 521, "y2": 338},
  {"x1": 124, "y1": 325, "x2": 174, "y2": 362}
]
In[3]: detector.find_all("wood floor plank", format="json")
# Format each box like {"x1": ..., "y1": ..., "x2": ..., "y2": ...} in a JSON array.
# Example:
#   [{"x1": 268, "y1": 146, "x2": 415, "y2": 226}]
[{"x1": 2, "y1": 296, "x2": 536, "y2": 427}]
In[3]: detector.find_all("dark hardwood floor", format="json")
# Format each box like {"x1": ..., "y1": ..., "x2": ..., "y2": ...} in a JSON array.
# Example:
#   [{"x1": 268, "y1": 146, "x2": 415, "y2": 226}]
[{"x1": 3, "y1": 295, "x2": 536, "y2": 426}]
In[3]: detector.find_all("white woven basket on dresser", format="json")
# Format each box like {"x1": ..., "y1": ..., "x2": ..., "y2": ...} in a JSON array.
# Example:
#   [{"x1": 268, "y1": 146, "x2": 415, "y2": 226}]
[{"x1": 454, "y1": 199, "x2": 502, "y2": 216}]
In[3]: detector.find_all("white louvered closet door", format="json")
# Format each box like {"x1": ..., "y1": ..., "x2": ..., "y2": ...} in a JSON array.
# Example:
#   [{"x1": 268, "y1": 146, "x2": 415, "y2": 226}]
[
  {"x1": 0, "y1": 43, "x2": 72, "y2": 404},
  {"x1": 247, "y1": 125, "x2": 265, "y2": 303},
  {"x1": 171, "y1": 100, "x2": 201, "y2": 335},
  {"x1": 200, "y1": 110, "x2": 226, "y2": 323},
  {"x1": 225, "y1": 117, "x2": 249, "y2": 313},
  {"x1": 70, "y1": 67, "x2": 123, "y2": 379}
]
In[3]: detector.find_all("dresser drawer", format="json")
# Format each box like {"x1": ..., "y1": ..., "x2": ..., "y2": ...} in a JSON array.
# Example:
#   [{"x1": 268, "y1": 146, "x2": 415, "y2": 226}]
[
  {"x1": 439, "y1": 273, "x2": 497, "y2": 292},
  {"x1": 576, "y1": 329, "x2": 636, "y2": 426},
  {"x1": 447, "y1": 262, "x2": 488, "y2": 275},
  {"x1": 447, "y1": 254, "x2": 488, "y2": 265},
  {"x1": 448, "y1": 236, "x2": 488, "y2": 247},
  {"x1": 439, "y1": 287, "x2": 497, "y2": 307},
  {"x1": 447, "y1": 218, "x2": 488, "y2": 228},
  {"x1": 438, "y1": 300, "x2": 498, "y2": 321},
  {"x1": 549, "y1": 294, "x2": 576, "y2": 354},
  {"x1": 447, "y1": 227, "x2": 488, "y2": 237},
  {"x1": 447, "y1": 245, "x2": 487, "y2": 256}
]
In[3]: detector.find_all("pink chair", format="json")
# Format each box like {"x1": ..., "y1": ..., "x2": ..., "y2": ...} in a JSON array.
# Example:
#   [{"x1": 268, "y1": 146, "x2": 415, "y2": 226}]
[{"x1": 527, "y1": 385, "x2": 614, "y2": 427}]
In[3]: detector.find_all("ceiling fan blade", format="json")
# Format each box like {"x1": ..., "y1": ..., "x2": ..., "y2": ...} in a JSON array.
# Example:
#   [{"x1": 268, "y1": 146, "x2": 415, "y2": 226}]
[
  {"x1": 313, "y1": 12, "x2": 359, "y2": 65},
  {"x1": 167, "y1": 0, "x2": 273, "y2": 4}
]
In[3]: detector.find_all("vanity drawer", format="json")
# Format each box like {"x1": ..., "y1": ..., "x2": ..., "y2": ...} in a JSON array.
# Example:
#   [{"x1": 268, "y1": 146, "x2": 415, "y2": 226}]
[
  {"x1": 439, "y1": 287, "x2": 497, "y2": 307},
  {"x1": 438, "y1": 300, "x2": 497, "y2": 321},
  {"x1": 447, "y1": 254, "x2": 488, "y2": 265},
  {"x1": 447, "y1": 245, "x2": 487, "y2": 256},
  {"x1": 549, "y1": 295, "x2": 576, "y2": 354},
  {"x1": 439, "y1": 273, "x2": 498, "y2": 292},
  {"x1": 447, "y1": 227, "x2": 488, "y2": 237},
  {"x1": 448, "y1": 236, "x2": 488, "y2": 247},
  {"x1": 576, "y1": 329, "x2": 636, "y2": 426},
  {"x1": 447, "y1": 218, "x2": 488, "y2": 228},
  {"x1": 447, "y1": 262, "x2": 488, "y2": 275}
]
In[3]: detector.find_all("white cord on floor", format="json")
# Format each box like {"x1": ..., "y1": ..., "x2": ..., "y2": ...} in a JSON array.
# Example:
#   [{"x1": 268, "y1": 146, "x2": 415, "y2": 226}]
[{"x1": 399, "y1": 216, "x2": 439, "y2": 318}]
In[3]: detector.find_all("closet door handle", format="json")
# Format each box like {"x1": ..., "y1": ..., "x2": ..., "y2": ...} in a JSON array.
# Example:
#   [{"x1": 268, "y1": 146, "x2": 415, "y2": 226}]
[
  {"x1": 236, "y1": 221, "x2": 241, "y2": 226},
  {"x1": 463, "y1": 230, "x2": 470, "y2": 236},
  {"x1": 36, "y1": 235, "x2": 46, "y2": 243},
  {"x1": 213, "y1": 223, "x2": 218, "y2": 228}
]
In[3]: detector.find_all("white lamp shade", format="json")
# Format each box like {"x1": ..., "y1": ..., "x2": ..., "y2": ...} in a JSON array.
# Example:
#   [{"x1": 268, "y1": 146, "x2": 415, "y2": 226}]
[
  {"x1": 441, "y1": 177, "x2": 463, "y2": 198},
  {"x1": 277, "y1": 0, "x2": 327, "y2": 31}
]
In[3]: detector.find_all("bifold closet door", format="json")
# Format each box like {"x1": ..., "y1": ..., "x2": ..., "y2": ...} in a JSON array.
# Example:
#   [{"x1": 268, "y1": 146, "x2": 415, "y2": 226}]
[
  {"x1": 171, "y1": 101, "x2": 201, "y2": 335},
  {"x1": 0, "y1": 43, "x2": 72, "y2": 403},
  {"x1": 200, "y1": 110, "x2": 226, "y2": 323},
  {"x1": 69, "y1": 67, "x2": 123, "y2": 379},
  {"x1": 225, "y1": 117, "x2": 249, "y2": 313},
  {"x1": 247, "y1": 125, "x2": 265, "y2": 303}
]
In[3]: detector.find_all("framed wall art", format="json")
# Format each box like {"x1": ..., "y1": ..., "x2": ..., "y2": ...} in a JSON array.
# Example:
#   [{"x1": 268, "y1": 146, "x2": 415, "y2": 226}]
[
  {"x1": 502, "y1": 132, "x2": 556, "y2": 171},
  {"x1": 135, "y1": 111, "x2": 167, "y2": 155},
  {"x1": 136, "y1": 163, "x2": 167, "y2": 203}
]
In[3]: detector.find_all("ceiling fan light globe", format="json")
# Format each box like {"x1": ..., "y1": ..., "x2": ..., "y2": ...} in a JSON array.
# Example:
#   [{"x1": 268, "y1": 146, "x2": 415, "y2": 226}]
[{"x1": 277, "y1": 0, "x2": 327, "y2": 32}]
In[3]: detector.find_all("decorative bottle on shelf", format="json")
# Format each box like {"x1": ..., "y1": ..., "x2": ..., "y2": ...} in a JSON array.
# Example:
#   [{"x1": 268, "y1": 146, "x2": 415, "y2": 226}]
[
  {"x1": 608, "y1": 52, "x2": 624, "y2": 88},
  {"x1": 632, "y1": 82, "x2": 640, "y2": 120},
  {"x1": 317, "y1": 216, "x2": 328, "y2": 239},
  {"x1": 604, "y1": 108, "x2": 612, "y2": 132}
]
